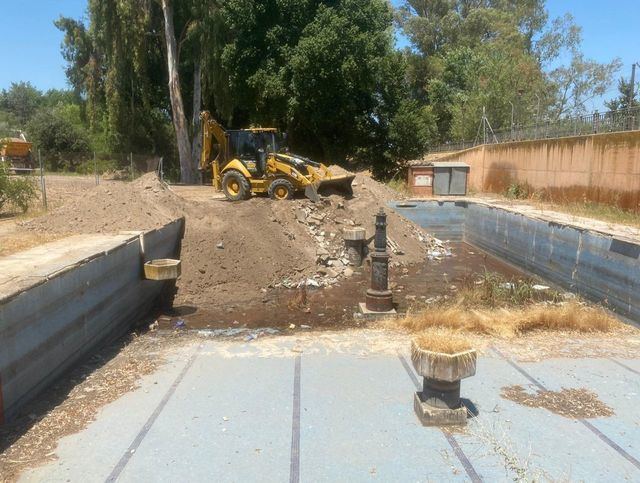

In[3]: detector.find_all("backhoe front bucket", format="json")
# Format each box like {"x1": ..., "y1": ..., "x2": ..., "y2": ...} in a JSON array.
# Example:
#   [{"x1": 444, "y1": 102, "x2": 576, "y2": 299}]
[{"x1": 304, "y1": 175, "x2": 355, "y2": 202}]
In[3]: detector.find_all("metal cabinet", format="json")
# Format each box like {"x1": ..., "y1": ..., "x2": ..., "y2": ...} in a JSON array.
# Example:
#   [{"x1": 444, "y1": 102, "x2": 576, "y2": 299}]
[{"x1": 432, "y1": 162, "x2": 470, "y2": 196}]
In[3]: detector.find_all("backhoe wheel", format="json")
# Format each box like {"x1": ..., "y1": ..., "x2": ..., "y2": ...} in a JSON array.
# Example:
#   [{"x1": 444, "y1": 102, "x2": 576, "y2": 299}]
[
  {"x1": 268, "y1": 179, "x2": 295, "y2": 200},
  {"x1": 222, "y1": 170, "x2": 251, "y2": 201}
]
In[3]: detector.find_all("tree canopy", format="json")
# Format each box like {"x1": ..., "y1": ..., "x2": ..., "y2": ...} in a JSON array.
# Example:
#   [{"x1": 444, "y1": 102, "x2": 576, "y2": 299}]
[{"x1": 0, "y1": 0, "x2": 623, "y2": 180}]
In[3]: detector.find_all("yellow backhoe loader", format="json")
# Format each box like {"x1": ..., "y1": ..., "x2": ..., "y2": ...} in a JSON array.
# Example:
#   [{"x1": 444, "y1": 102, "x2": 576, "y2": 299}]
[{"x1": 199, "y1": 111, "x2": 354, "y2": 202}]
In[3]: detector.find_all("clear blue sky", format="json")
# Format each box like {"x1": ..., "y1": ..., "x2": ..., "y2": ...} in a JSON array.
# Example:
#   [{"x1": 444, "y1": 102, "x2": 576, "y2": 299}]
[{"x1": 0, "y1": 0, "x2": 637, "y2": 111}]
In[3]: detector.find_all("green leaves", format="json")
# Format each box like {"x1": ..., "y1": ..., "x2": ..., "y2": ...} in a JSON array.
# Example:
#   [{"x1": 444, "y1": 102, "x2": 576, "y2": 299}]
[
  {"x1": 0, "y1": 165, "x2": 36, "y2": 213},
  {"x1": 27, "y1": 107, "x2": 91, "y2": 171}
]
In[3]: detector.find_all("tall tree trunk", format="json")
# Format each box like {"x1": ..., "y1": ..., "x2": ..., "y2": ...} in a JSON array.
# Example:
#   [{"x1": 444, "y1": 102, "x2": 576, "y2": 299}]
[
  {"x1": 160, "y1": 0, "x2": 193, "y2": 183},
  {"x1": 191, "y1": 59, "x2": 203, "y2": 183}
]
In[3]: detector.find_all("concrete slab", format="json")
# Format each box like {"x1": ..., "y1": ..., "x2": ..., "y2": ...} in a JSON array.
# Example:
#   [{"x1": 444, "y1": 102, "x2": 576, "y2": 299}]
[
  {"x1": 16, "y1": 334, "x2": 640, "y2": 482},
  {"x1": 0, "y1": 234, "x2": 135, "y2": 302},
  {"x1": 115, "y1": 346, "x2": 294, "y2": 482},
  {"x1": 300, "y1": 353, "x2": 469, "y2": 481},
  {"x1": 518, "y1": 357, "x2": 640, "y2": 462}
]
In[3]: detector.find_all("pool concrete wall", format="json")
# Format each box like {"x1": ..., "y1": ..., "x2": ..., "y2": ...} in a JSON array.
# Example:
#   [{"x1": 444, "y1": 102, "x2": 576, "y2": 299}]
[
  {"x1": 390, "y1": 201, "x2": 640, "y2": 324},
  {"x1": 0, "y1": 218, "x2": 185, "y2": 423},
  {"x1": 419, "y1": 130, "x2": 640, "y2": 210}
]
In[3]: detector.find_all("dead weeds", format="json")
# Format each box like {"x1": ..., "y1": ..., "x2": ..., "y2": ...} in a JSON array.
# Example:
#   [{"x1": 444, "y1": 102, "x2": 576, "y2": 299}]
[
  {"x1": 501, "y1": 384, "x2": 614, "y2": 419},
  {"x1": 395, "y1": 271, "x2": 622, "y2": 340},
  {"x1": 399, "y1": 301, "x2": 621, "y2": 339},
  {"x1": 413, "y1": 328, "x2": 473, "y2": 354}
]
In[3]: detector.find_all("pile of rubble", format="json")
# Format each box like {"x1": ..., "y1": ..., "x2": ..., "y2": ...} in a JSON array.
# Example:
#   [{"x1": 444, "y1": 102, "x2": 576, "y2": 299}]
[{"x1": 273, "y1": 185, "x2": 453, "y2": 288}]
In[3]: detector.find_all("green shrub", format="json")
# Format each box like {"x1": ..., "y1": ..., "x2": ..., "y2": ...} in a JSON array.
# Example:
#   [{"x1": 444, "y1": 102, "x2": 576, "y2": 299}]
[
  {"x1": 387, "y1": 177, "x2": 409, "y2": 195},
  {"x1": 505, "y1": 181, "x2": 532, "y2": 200},
  {"x1": 0, "y1": 165, "x2": 37, "y2": 212}
]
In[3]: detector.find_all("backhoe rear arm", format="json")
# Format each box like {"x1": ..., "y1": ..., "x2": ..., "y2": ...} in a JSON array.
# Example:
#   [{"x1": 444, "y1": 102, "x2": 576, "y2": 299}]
[{"x1": 200, "y1": 111, "x2": 228, "y2": 190}]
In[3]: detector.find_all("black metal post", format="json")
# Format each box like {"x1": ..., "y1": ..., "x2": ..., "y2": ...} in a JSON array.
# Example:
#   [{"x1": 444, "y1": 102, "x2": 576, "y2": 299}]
[{"x1": 365, "y1": 209, "x2": 393, "y2": 312}]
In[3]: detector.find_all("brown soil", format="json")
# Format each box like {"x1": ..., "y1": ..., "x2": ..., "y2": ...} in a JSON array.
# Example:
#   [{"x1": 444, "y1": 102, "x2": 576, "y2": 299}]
[
  {"x1": 500, "y1": 384, "x2": 614, "y2": 419},
  {"x1": 23, "y1": 175, "x2": 186, "y2": 234},
  {"x1": 19, "y1": 170, "x2": 440, "y2": 308}
]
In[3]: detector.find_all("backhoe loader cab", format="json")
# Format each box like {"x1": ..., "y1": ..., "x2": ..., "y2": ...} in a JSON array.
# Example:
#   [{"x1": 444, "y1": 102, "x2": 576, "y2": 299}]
[{"x1": 200, "y1": 111, "x2": 354, "y2": 202}]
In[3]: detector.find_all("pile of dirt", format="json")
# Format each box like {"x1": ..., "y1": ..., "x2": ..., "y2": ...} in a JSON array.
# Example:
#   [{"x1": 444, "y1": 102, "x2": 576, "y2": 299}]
[
  {"x1": 22, "y1": 170, "x2": 449, "y2": 307},
  {"x1": 22, "y1": 174, "x2": 187, "y2": 234},
  {"x1": 175, "y1": 197, "x2": 317, "y2": 306}
]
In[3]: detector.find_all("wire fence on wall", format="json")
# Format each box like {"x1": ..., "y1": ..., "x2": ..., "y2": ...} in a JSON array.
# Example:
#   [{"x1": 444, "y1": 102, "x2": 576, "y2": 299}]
[{"x1": 429, "y1": 105, "x2": 640, "y2": 153}]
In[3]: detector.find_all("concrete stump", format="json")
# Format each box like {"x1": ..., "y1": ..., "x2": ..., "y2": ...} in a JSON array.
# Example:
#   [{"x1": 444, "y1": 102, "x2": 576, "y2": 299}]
[
  {"x1": 343, "y1": 227, "x2": 366, "y2": 266},
  {"x1": 411, "y1": 340, "x2": 477, "y2": 426}
]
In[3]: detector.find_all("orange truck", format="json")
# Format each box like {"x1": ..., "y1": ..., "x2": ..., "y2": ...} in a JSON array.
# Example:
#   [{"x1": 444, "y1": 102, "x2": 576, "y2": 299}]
[{"x1": 0, "y1": 132, "x2": 34, "y2": 172}]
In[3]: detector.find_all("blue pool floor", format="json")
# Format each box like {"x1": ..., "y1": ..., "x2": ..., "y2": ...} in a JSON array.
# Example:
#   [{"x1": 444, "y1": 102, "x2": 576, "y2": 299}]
[{"x1": 19, "y1": 332, "x2": 640, "y2": 482}]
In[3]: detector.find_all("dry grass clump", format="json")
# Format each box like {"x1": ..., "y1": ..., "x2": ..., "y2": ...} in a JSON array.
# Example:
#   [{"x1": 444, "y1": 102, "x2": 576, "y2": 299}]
[
  {"x1": 513, "y1": 303, "x2": 618, "y2": 334},
  {"x1": 399, "y1": 301, "x2": 620, "y2": 338},
  {"x1": 413, "y1": 328, "x2": 473, "y2": 354},
  {"x1": 397, "y1": 271, "x2": 621, "y2": 338}
]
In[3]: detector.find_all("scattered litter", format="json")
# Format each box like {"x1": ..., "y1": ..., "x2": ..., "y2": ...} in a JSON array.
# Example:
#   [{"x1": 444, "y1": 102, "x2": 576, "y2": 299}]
[
  {"x1": 174, "y1": 319, "x2": 186, "y2": 330},
  {"x1": 289, "y1": 324, "x2": 296, "y2": 329},
  {"x1": 300, "y1": 325, "x2": 312, "y2": 329},
  {"x1": 533, "y1": 284, "x2": 550, "y2": 291},
  {"x1": 216, "y1": 241, "x2": 224, "y2": 249}
]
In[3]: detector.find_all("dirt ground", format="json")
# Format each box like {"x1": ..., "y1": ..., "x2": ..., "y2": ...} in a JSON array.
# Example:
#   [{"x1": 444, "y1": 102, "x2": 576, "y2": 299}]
[{"x1": 10, "y1": 169, "x2": 444, "y2": 309}]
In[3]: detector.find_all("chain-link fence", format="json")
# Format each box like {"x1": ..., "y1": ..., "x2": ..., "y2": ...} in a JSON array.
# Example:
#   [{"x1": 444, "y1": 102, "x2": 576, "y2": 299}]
[
  {"x1": 10, "y1": 151, "x2": 168, "y2": 211},
  {"x1": 430, "y1": 106, "x2": 640, "y2": 153}
]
